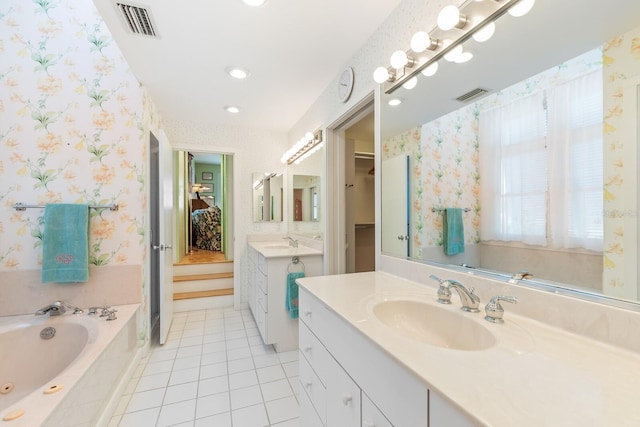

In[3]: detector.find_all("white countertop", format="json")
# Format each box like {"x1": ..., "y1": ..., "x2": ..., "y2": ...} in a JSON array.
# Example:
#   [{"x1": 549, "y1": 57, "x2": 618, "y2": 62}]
[
  {"x1": 248, "y1": 241, "x2": 323, "y2": 258},
  {"x1": 297, "y1": 271, "x2": 640, "y2": 426}
]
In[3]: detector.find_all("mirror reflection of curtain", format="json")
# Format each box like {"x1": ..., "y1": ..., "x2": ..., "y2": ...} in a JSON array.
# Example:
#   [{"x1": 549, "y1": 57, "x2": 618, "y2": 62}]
[
  {"x1": 479, "y1": 92, "x2": 547, "y2": 246},
  {"x1": 548, "y1": 69, "x2": 604, "y2": 251},
  {"x1": 479, "y1": 70, "x2": 604, "y2": 251}
]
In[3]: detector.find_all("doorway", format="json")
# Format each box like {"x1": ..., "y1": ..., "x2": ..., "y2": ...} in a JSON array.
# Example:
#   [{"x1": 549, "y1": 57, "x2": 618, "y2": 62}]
[{"x1": 325, "y1": 94, "x2": 376, "y2": 274}]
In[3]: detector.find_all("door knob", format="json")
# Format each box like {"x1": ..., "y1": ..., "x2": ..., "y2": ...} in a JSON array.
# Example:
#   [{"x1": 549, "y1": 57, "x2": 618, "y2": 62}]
[
  {"x1": 152, "y1": 244, "x2": 165, "y2": 250},
  {"x1": 397, "y1": 235, "x2": 408, "y2": 241}
]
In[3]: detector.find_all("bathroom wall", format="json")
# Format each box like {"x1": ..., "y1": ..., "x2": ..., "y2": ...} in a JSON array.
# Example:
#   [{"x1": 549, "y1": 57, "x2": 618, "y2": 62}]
[{"x1": 0, "y1": 1, "x2": 163, "y2": 342}]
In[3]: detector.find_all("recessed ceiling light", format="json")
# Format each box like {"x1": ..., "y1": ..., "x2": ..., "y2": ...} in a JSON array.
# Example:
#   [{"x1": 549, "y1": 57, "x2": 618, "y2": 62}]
[
  {"x1": 225, "y1": 106, "x2": 240, "y2": 114},
  {"x1": 226, "y1": 67, "x2": 250, "y2": 79},
  {"x1": 388, "y1": 98, "x2": 403, "y2": 106},
  {"x1": 241, "y1": 0, "x2": 267, "y2": 6}
]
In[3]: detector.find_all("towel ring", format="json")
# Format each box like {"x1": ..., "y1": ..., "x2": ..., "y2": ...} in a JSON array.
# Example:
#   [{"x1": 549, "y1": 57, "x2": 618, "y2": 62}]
[{"x1": 288, "y1": 256, "x2": 305, "y2": 274}]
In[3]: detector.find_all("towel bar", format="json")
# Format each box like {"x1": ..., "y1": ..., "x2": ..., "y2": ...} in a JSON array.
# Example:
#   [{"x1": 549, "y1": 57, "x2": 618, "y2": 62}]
[
  {"x1": 432, "y1": 207, "x2": 471, "y2": 213},
  {"x1": 13, "y1": 203, "x2": 119, "y2": 211}
]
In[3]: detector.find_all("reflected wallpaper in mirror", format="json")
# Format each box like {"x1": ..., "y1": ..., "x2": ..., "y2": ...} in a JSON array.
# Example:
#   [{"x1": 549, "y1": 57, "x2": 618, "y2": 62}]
[
  {"x1": 252, "y1": 172, "x2": 283, "y2": 222},
  {"x1": 379, "y1": 0, "x2": 640, "y2": 305},
  {"x1": 292, "y1": 175, "x2": 320, "y2": 222}
]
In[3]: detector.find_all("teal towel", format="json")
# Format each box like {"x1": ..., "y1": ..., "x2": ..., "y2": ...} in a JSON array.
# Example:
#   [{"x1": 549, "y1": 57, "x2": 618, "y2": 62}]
[
  {"x1": 443, "y1": 208, "x2": 465, "y2": 256},
  {"x1": 285, "y1": 272, "x2": 305, "y2": 319},
  {"x1": 42, "y1": 204, "x2": 90, "y2": 283}
]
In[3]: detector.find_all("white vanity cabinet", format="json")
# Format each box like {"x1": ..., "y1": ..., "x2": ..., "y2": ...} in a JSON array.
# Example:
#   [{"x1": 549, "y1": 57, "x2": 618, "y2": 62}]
[
  {"x1": 299, "y1": 287, "x2": 429, "y2": 427},
  {"x1": 299, "y1": 286, "x2": 477, "y2": 427},
  {"x1": 247, "y1": 245, "x2": 322, "y2": 352}
]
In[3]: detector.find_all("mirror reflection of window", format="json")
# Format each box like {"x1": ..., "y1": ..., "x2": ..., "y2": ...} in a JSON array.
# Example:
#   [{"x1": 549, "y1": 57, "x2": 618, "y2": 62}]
[{"x1": 310, "y1": 186, "x2": 319, "y2": 222}]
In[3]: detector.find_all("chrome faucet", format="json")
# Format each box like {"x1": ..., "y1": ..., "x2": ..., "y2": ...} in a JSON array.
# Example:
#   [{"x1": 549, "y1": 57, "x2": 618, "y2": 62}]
[
  {"x1": 36, "y1": 301, "x2": 83, "y2": 316},
  {"x1": 484, "y1": 295, "x2": 518, "y2": 323},
  {"x1": 429, "y1": 275, "x2": 480, "y2": 312},
  {"x1": 283, "y1": 236, "x2": 298, "y2": 248}
]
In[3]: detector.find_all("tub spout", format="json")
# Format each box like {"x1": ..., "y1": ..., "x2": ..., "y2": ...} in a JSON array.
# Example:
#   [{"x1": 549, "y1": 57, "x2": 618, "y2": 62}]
[
  {"x1": 36, "y1": 301, "x2": 67, "y2": 316},
  {"x1": 35, "y1": 301, "x2": 83, "y2": 316}
]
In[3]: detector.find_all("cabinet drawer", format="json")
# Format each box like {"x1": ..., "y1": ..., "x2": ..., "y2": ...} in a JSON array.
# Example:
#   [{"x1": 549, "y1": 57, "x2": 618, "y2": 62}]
[
  {"x1": 326, "y1": 355, "x2": 361, "y2": 427},
  {"x1": 256, "y1": 271, "x2": 267, "y2": 294},
  {"x1": 362, "y1": 392, "x2": 393, "y2": 427},
  {"x1": 255, "y1": 304, "x2": 267, "y2": 341},
  {"x1": 299, "y1": 321, "x2": 329, "y2": 387},
  {"x1": 256, "y1": 290, "x2": 268, "y2": 313},
  {"x1": 299, "y1": 288, "x2": 330, "y2": 343},
  {"x1": 257, "y1": 253, "x2": 267, "y2": 274},
  {"x1": 299, "y1": 379, "x2": 325, "y2": 427},
  {"x1": 299, "y1": 350, "x2": 326, "y2": 425}
]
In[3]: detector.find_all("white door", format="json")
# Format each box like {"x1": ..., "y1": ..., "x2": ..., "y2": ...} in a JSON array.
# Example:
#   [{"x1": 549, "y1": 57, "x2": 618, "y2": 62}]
[
  {"x1": 381, "y1": 155, "x2": 409, "y2": 258},
  {"x1": 158, "y1": 130, "x2": 174, "y2": 344}
]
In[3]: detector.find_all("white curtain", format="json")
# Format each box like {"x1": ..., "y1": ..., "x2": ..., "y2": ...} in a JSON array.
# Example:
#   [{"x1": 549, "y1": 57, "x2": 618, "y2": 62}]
[
  {"x1": 547, "y1": 70, "x2": 603, "y2": 251},
  {"x1": 479, "y1": 92, "x2": 547, "y2": 246}
]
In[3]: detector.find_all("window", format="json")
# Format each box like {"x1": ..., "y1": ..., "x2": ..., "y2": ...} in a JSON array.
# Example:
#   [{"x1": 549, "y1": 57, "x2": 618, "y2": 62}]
[{"x1": 479, "y1": 69, "x2": 603, "y2": 251}]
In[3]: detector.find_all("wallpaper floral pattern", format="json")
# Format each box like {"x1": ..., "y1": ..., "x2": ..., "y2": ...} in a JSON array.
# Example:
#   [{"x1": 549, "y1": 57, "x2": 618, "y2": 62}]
[
  {"x1": 0, "y1": 1, "x2": 162, "y2": 341},
  {"x1": 383, "y1": 48, "x2": 603, "y2": 260},
  {"x1": 602, "y1": 27, "x2": 640, "y2": 299}
]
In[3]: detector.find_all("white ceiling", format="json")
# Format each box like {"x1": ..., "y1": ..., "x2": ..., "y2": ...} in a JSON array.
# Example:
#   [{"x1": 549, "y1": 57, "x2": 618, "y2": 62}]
[{"x1": 92, "y1": 0, "x2": 402, "y2": 133}]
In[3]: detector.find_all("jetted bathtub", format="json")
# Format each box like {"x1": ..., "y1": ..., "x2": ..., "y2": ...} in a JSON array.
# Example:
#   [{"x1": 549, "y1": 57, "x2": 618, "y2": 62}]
[{"x1": 0, "y1": 304, "x2": 139, "y2": 427}]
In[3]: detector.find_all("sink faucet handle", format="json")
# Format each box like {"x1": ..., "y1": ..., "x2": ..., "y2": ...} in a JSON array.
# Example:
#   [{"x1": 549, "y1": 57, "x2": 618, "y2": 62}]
[
  {"x1": 429, "y1": 275, "x2": 452, "y2": 304},
  {"x1": 484, "y1": 295, "x2": 518, "y2": 324}
]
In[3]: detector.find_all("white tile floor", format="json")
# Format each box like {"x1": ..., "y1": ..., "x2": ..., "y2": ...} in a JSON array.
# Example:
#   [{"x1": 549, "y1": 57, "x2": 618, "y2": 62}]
[{"x1": 108, "y1": 307, "x2": 300, "y2": 427}]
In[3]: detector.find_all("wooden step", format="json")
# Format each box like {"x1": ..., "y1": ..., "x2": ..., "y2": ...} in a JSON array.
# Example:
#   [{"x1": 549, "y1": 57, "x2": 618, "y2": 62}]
[
  {"x1": 173, "y1": 272, "x2": 234, "y2": 282},
  {"x1": 173, "y1": 262, "x2": 233, "y2": 276},
  {"x1": 173, "y1": 288, "x2": 234, "y2": 300}
]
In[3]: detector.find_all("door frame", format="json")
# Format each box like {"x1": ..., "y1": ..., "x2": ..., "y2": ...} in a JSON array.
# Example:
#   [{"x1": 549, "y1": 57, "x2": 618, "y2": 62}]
[{"x1": 325, "y1": 91, "x2": 375, "y2": 275}]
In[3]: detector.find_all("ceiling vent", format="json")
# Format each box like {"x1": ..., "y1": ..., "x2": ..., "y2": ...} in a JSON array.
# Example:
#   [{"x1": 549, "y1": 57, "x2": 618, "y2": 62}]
[
  {"x1": 455, "y1": 87, "x2": 490, "y2": 103},
  {"x1": 116, "y1": 3, "x2": 157, "y2": 37}
]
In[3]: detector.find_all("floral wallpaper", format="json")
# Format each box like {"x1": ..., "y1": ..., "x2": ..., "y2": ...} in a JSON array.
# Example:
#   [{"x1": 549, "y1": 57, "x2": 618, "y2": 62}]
[
  {"x1": 602, "y1": 26, "x2": 640, "y2": 300},
  {"x1": 383, "y1": 47, "x2": 602, "y2": 260},
  {"x1": 0, "y1": 1, "x2": 162, "y2": 341}
]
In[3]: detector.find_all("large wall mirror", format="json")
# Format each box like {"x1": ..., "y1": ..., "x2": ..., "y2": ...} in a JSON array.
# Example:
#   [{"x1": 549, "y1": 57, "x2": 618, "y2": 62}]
[
  {"x1": 292, "y1": 175, "x2": 321, "y2": 222},
  {"x1": 252, "y1": 172, "x2": 283, "y2": 222},
  {"x1": 380, "y1": 0, "x2": 640, "y2": 306}
]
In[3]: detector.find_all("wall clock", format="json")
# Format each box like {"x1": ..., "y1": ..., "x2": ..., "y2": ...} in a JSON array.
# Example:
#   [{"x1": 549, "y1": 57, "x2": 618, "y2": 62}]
[{"x1": 338, "y1": 67, "x2": 354, "y2": 103}]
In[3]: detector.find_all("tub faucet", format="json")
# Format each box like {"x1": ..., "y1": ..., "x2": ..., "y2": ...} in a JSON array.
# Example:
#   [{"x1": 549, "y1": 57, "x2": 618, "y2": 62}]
[
  {"x1": 508, "y1": 270, "x2": 533, "y2": 284},
  {"x1": 36, "y1": 301, "x2": 83, "y2": 316},
  {"x1": 283, "y1": 236, "x2": 298, "y2": 248}
]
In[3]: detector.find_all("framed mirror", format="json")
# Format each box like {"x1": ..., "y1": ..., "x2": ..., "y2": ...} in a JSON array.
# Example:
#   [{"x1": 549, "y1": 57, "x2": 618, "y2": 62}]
[
  {"x1": 380, "y1": 0, "x2": 640, "y2": 306},
  {"x1": 292, "y1": 175, "x2": 320, "y2": 222},
  {"x1": 252, "y1": 172, "x2": 283, "y2": 222}
]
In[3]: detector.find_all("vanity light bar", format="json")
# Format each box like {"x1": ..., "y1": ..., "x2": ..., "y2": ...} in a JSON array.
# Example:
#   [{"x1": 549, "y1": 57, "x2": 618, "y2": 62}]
[
  {"x1": 382, "y1": 0, "x2": 524, "y2": 95},
  {"x1": 282, "y1": 130, "x2": 323, "y2": 165}
]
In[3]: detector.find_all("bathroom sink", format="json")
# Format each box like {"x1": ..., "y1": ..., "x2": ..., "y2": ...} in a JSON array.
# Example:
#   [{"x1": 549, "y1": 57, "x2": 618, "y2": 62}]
[
  {"x1": 264, "y1": 244, "x2": 293, "y2": 249},
  {"x1": 372, "y1": 300, "x2": 496, "y2": 351}
]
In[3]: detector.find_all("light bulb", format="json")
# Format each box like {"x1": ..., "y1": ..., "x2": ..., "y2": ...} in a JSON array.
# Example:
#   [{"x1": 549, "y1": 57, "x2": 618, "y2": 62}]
[
  {"x1": 373, "y1": 66, "x2": 391, "y2": 83},
  {"x1": 472, "y1": 19, "x2": 495, "y2": 42},
  {"x1": 410, "y1": 31, "x2": 433, "y2": 53},
  {"x1": 444, "y1": 44, "x2": 463, "y2": 62},
  {"x1": 388, "y1": 98, "x2": 403, "y2": 106},
  {"x1": 305, "y1": 132, "x2": 313, "y2": 141},
  {"x1": 454, "y1": 51, "x2": 474, "y2": 63},
  {"x1": 509, "y1": 0, "x2": 534, "y2": 17},
  {"x1": 421, "y1": 62, "x2": 439, "y2": 77},
  {"x1": 390, "y1": 50, "x2": 409, "y2": 69},
  {"x1": 225, "y1": 105, "x2": 240, "y2": 113},
  {"x1": 402, "y1": 77, "x2": 418, "y2": 90},
  {"x1": 242, "y1": 0, "x2": 267, "y2": 6},
  {"x1": 438, "y1": 5, "x2": 466, "y2": 31}
]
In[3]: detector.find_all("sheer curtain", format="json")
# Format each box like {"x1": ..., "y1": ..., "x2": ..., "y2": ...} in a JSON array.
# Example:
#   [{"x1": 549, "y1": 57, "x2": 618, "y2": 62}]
[
  {"x1": 547, "y1": 70, "x2": 603, "y2": 251},
  {"x1": 479, "y1": 92, "x2": 547, "y2": 245}
]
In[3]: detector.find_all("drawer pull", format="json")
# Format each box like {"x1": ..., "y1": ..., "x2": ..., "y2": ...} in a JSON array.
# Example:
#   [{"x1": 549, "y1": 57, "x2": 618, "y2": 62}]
[
  {"x1": 304, "y1": 345, "x2": 312, "y2": 353},
  {"x1": 304, "y1": 310, "x2": 312, "y2": 317},
  {"x1": 342, "y1": 394, "x2": 352, "y2": 406},
  {"x1": 304, "y1": 381, "x2": 312, "y2": 389}
]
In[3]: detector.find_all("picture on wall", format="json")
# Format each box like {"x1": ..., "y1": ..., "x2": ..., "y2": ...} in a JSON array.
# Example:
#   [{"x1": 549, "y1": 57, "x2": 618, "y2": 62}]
[{"x1": 202, "y1": 172, "x2": 213, "y2": 180}]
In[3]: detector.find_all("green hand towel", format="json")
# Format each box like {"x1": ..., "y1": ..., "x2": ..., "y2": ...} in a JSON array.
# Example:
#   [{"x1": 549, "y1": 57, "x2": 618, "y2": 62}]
[
  {"x1": 443, "y1": 208, "x2": 465, "y2": 256},
  {"x1": 42, "y1": 203, "x2": 90, "y2": 283},
  {"x1": 286, "y1": 272, "x2": 305, "y2": 319}
]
